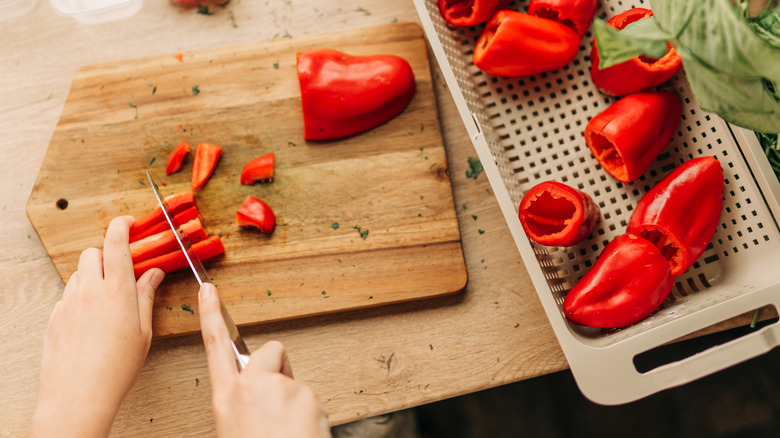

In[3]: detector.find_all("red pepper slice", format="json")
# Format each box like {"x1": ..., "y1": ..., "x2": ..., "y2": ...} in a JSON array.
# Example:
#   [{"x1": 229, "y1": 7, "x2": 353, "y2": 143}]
[
  {"x1": 132, "y1": 234, "x2": 225, "y2": 279},
  {"x1": 527, "y1": 0, "x2": 599, "y2": 37},
  {"x1": 235, "y1": 196, "x2": 276, "y2": 233},
  {"x1": 473, "y1": 10, "x2": 581, "y2": 77},
  {"x1": 130, "y1": 218, "x2": 208, "y2": 264},
  {"x1": 240, "y1": 152, "x2": 275, "y2": 185},
  {"x1": 584, "y1": 90, "x2": 681, "y2": 183},
  {"x1": 130, "y1": 205, "x2": 201, "y2": 243},
  {"x1": 128, "y1": 191, "x2": 196, "y2": 241},
  {"x1": 517, "y1": 181, "x2": 600, "y2": 246},
  {"x1": 563, "y1": 233, "x2": 674, "y2": 328},
  {"x1": 627, "y1": 157, "x2": 724, "y2": 277},
  {"x1": 296, "y1": 49, "x2": 416, "y2": 141},
  {"x1": 191, "y1": 142, "x2": 222, "y2": 190},
  {"x1": 166, "y1": 140, "x2": 191, "y2": 176},
  {"x1": 590, "y1": 8, "x2": 683, "y2": 96},
  {"x1": 436, "y1": 0, "x2": 510, "y2": 27}
]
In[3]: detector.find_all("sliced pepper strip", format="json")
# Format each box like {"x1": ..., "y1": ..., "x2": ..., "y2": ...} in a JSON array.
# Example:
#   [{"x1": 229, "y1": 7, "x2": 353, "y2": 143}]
[
  {"x1": 128, "y1": 191, "x2": 195, "y2": 241},
  {"x1": 240, "y1": 152, "x2": 275, "y2": 185},
  {"x1": 191, "y1": 142, "x2": 222, "y2": 190},
  {"x1": 527, "y1": 0, "x2": 599, "y2": 37},
  {"x1": 132, "y1": 234, "x2": 225, "y2": 279},
  {"x1": 517, "y1": 181, "x2": 600, "y2": 246},
  {"x1": 437, "y1": 0, "x2": 510, "y2": 27},
  {"x1": 130, "y1": 206, "x2": 201, "y2": 243},
  {"x1": 166, "y1": 140, "x2": 191, "y2": 175},
  {"x1": 235, "y1": 196, "x2": 276, "y2": 233},
  {"x1": 130, "y1": 218, "x2": 208, "y2": 264}
]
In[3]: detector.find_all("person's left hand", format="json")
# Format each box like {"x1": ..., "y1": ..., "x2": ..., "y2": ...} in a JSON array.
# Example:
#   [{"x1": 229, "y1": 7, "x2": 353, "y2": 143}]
[{"x1": 29, "y1": 216, "x2": 165, "y2": 438}]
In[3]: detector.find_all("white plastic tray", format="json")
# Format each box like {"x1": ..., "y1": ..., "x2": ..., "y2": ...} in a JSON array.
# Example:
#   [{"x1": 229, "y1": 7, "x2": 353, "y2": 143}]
[{"x1": 414, "y1": 0, "x2": 780, "y2": 404}]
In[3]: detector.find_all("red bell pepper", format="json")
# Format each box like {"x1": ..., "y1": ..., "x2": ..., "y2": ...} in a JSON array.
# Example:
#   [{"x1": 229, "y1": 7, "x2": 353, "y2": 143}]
[
  {"x1": 235, "y1": 196, "x2": 276, "y2": 233},
  {"x1": 437, "y1": 0, "x2": 510, "y2": 27},
  {"x1": 563, "y1": 233, "x2": 674, "y2": 328},
  {"x1": 472, "y1": 10, "x2": 581, "y2": 77},
  {"x1": 130, "y1": 206, "x2": 201, "y2": 243},
  {"x1": 130, "y1": 218, "x2": 207, "y2": 264},
  {"x1": 590, "y1": 8, "x2": 683, "y2": 96},
  {"x1": 166, "y1": 140, "x2": 191, "y2": 176},
  {"x1": 191, "y1": 142, "x2": 222, "y2": 190},
  {"x1": 296, "y1": 49, "x2": 416, "y2": 141},
  {"x1": 527, "y1": 0, "x2": 599, "y2": 37},
  {"x1": 517, "y1": 181, "x2": 600, "y2": 246},
  {"x1": 584, "y1": 90, "x2": 681, "y2": 183},
  {"x1": 240, "y1": 152, "x2": 274, "y2": 185},
  {"x1": 132, "y1": 234, "x2": 225, "y2": 279},
  {"x1": 128, "y1": 191, "x2": 196, "y2": 241},
  {"x1": 627, "y1": 157, "x2": 724, "y2": 277}
]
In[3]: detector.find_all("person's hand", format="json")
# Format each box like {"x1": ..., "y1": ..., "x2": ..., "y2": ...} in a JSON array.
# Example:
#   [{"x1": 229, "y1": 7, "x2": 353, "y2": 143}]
[
  {"x1": 198, "y1": 283, "x2": 331, "y2": 438},
  {"x1": 29, "y1": 216, "x2": 165, "y2": 438}
]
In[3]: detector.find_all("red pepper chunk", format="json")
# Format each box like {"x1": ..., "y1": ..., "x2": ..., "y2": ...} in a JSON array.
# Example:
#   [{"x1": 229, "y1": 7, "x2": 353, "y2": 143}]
[
  {"x1": 240, "y1": 152, "x2": 274, "y2": 185},
  {"x1": 584, "y1": 90, "x2": 681, "y2": 183},
  {"x1": 528, "y1": 0, "x2": 599, "y2": 37},
  {"x1": 437, "y1": 0, "x2": 510, "y2": 27},
  {"x1": 627, "y1": 157, "x2": 724, "y2": 277},
  {"x1": 128, "y1": 191, "x2": 196, "y2": 242},
  {"x1": 590, "y1": 8, "x2": 683, "y2": 96},
  {"x1": 564, "y1": 233, "x2": 674, "y2": 328},
  {"x1": 130, "y1": 206, "x2": 201, "y2": 243},
  {"x1": 236, "y1": 196, "x2": 276, "y2": 233},
  {"x1": 166, "y1": 140, "x2": 191, "y2": 175},
  {"x1": 518, "y1": 181, "x2": 600, "y2": 246},
  {"x1": 473, "y1": 10, "x2": 581, "y2": 77},
  {"x1": 296, "y1": 50, "x2": 416, "y2": 141},
  {"x1": 132, "y1": 235, "x2": 225, "y2": 279},
  {"x1": 191, "y1": 142, "x2": 222, "y2": 190},
  {"x1": 130, "y1": 218, "x2": 208, "y2": 264}
]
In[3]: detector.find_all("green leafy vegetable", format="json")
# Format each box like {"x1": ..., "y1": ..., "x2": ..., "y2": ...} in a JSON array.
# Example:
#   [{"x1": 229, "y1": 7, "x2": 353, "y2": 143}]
[
  {"x1": 593, "y1": 17, "x2": 671, "y2": 68},
  {"x1": 192, "y1": 85, "x2": 201, "y2": 95},
  {"x1": 181, "y1": 304, "x2": 194, "y2": 314},
  {"x1": 466, "y1": 157, "x2": 483, "y2": 179}
]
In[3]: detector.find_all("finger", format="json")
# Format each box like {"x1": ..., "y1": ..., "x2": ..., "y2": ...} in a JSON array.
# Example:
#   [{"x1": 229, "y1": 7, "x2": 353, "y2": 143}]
[
  {"x1": 46, "y1": 300, "x2": 63, "y2": 331},
  {"x1": 198, "y1": 283, "x2": 238, "y2": 389},
  {"x1": 77, "y1": 247, "x2": 104, "y2": 283},
  {"x1": 102, "y1": 216, "x2": 135, "y2": 291},
  {"x1": 249, "y1": 340, "x2": 293, "y2": 378},
  {"x1": 62, "y1": 270, "x2": 79, "y2": 300},
  {"x1": 136, "y1": 268, "x2": 164, "y2": 332}
]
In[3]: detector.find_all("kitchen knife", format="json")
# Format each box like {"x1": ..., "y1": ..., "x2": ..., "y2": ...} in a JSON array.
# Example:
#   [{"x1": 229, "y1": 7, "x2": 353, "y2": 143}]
[{"x1": 145, "y1": 170, "x2": 251, "y2": 371}]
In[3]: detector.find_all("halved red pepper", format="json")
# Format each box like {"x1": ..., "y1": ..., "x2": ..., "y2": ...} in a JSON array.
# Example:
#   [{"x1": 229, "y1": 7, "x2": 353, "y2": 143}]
[
  {"x1": 473, "y1": 10, "x2": 581, "y2": 77},
  {"x1": 590, "y1": 8, "x2": 683, "y2": 96},
  {"x1": 437, "y1": 0, "x2": 510, "y2": 27},
  {"x1": 132, "y1": 234, "x2": 225, "y2": 279},
  {"x1": 627, "y1": 157, "x2": 724, "y2": 277},
  {"x1": 166, "y1": 140, "x2": 191, "y2": 176},
  {"x1": 528, "y1": 0, "x2": 599, "y2": 37},
  {"x1": 191, "y1": 142, "x2": 222, "y2": 190},
  {"x1": 235, "y1": 196, "x2": 276, "y2": 233},
  {"x1": 584, "y1": 90, "x2": 681, "y2": 183},
  {"x1": 240, "y1": 152, "x2": 275, "y2": 185},
  {"x1": 517, "y1": 181, "x2": 600, "y2": 246},
  {"x1": 128, "y1": 191, "x2": 196, "y2": 241},
  {"x1": 563, "y1": 233, "x2": 674, "y2": 328},
  {"x1": 130, "y1": 218, "x2": 208, "y2": 264},
  {"x1": 296, "y1": 49, "x2": 416, "y2": 141},
  {"x1": 130, "y1": 206, "x2": 201, "y2": 243}
]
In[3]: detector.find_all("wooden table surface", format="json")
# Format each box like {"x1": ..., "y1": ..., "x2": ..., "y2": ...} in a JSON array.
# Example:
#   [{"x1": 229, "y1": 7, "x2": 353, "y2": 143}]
[{"x1": 0, "y1": 1, "x2": 568, "y2": 435}]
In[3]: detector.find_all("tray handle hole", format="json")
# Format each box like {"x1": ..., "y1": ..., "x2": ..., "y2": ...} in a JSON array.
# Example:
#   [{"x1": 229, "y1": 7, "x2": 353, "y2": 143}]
[{"x1": 56, "y1": 198, "x2": 68, "y2": 210}]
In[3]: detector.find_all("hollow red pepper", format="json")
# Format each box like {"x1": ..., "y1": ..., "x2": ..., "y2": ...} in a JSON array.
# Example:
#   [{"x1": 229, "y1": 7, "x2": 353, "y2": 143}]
[
  {"x1": 191, "y1": 142, "x2": 222, "y2": 190},
  {"x1": 473, "y1": 10, "x2": 581, "y2": 77},
  {"x1": 627, "y1": 157, "x2": 724, "y2": 277},
  {"x1": 130, "y1": 218, "x2": 208, "y2": 264},
  {"x1": 240, "y1": 152, "x2": 274, "y2": 185},
  {"x1": 166, "y1": 140, "x2": 191, "y2": 176},
  {"x1": 527, "y1": 0, "x2": 599, "y2": 37},
  {"x1": 564, "y1": 233, "x2": 674, "y2": 328},
  {"x1": 517, "y1": 181, "x2": 600, "y2": 246},
  {"x1": 130, "y1": 205, "x2": 201, "y2": 243},
  {"x1": 132, "y1": 234, "x2": 225, "y2": 279},
  {"x1": 236, "y1": 196, "x2": 276, "y2": 233},
  {"x1": 128, "y1": 191, "x2": 195, "y2": 241},
  {"x1": 437, "y1": 0, "x2": 510, "y2": 27},
  {"x1": 590, "y1": 8, "x2": 683, "y2": 96},
  {"x1": 584, "y1": 90, "x2": 681, "y2": 183},
  {"x1": 296, "y1": 49, "x2": 416, "y2": 141}
]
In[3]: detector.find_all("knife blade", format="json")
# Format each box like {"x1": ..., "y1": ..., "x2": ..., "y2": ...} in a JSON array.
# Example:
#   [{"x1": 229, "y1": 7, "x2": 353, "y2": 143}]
[{"x1": 145, "y1": 170, "x2": 251, "y2": 370}]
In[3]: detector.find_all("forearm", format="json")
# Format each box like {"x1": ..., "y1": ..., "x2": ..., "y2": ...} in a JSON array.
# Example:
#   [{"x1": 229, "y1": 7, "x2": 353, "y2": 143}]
[{"x1": 29, "y1": 397, "x2": 117, "y2": 438}]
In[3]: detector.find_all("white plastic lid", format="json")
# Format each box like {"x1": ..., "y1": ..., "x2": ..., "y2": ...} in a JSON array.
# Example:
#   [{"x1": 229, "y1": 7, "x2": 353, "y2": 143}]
[
  {"x1": 49, "y1": 0, "x2": 142, "y2": 24},
  {"x1": 0, "y1": 0, "x2": 38, "y2": 22}
]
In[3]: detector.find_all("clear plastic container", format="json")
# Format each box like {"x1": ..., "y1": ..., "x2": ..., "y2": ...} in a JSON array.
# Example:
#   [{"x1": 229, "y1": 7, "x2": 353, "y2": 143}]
[
  {"x1": 0, "y1": 0, "x2": 38, "y2": 22},
  {"x1": 49, "y1": 0, "x2": 141, "y2": 24}
]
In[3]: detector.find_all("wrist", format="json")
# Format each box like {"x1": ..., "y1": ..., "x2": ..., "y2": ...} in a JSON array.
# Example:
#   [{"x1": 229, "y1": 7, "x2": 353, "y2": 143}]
[{"x1": 29, "y1": 394, "x2": 118, "y2": 438}]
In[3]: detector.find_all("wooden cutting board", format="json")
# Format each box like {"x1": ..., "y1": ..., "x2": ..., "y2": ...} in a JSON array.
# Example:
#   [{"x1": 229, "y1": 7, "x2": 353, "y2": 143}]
[{"x1": 26, "y1": 22, "x2": 468, "y2": 338}]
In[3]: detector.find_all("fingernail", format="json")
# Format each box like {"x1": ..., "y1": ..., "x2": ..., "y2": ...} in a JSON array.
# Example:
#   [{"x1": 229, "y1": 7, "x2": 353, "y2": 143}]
[
  {"x1": 199, "y1": 283, "x2": 214, "y2": 301},
  {"x1": 150, "y1": 269, "x2": 165, "y2": 289}
]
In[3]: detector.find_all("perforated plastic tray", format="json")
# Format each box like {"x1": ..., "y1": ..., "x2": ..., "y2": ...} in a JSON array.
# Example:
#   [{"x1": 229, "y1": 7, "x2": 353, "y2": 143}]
[{"x1": 414, "y1": 0, "x2": 780, "y2": 404}]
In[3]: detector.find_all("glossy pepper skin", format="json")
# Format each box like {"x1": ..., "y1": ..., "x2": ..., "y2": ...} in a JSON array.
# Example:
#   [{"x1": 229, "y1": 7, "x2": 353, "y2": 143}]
[
  {"x1": 517, "y1": 181, "x2": 600, "y2": 246},
  {"x1": 590, "y1": 8, "x2": 683, "y2": 96},
  {"x1": 584, "y1": 90, "x2": 681, "y2": 183},
  {"x1": 130, "y1": 218, "x2": 208, "y2": 264},
  {"x1": 473, "y1": 10, "x2": 581, "y2": 77},
  {"x1": 128, "y1": 191, "x2": 195, "y2": 241},
  {"x1": 527, "y1": 0, "x2": 599, "y2": 37},
  {"x1": 166, "y1": 140, "x2": 191, "y2": 175},
  {"x1": 437, "y1": 0, "x2": 510, "y2": 26},
  {"x1": 236, "y1": 196, "x2": 276, "y2": 233},
  {"x1": 240, "y1": 152, "x2": 274, "y2": 185},
  {"x1": 296, "y1": 50, "x2": 416, "y2": 141},
  {"x1": 131, "y1": 206, "x2": 201, "y2": 243},
  {"x1": 627, "y1": 157, "x2": 724, "y2": 277},
  {"x1": 132, "y1": 235, "x2": 224, "y2": 279},
  {"x1": 191, "y1": 142, "x2": 222, "y2": 190},
  {"x1": 564, "y1": 234, "x2": 674, "y2": 328}
]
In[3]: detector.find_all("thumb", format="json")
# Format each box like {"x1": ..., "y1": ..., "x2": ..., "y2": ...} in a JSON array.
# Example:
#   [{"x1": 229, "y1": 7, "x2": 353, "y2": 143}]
[{"x1": 136, "y1": 268, "x2": 164, "y2": 332}]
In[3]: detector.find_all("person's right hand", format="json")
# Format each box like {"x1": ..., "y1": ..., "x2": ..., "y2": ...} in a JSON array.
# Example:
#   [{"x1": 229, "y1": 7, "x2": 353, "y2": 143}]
[{"x1": 198, "y1": 283, "x2": 331, "y2": 438}]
